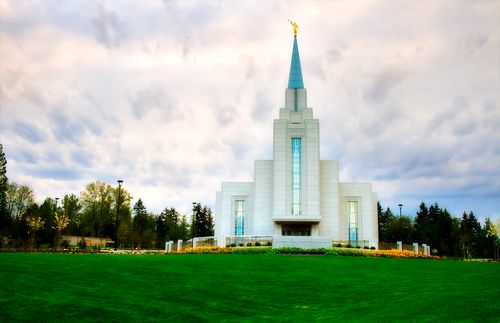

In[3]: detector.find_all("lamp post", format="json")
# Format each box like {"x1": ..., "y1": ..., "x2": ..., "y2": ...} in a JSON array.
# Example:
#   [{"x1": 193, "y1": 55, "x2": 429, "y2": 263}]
[
  {"x1": 191, "y1": 202, "x2": 196, "y2": 248},
  {"x1": 54, "y1": 197, "x2": 60, "y2": 249},
  {"x1": 115, "y1": 180, "x2": 123, "y2": 250},
  {"x1": 398, "y1": 204, "x2": 403, "y2": 218}
]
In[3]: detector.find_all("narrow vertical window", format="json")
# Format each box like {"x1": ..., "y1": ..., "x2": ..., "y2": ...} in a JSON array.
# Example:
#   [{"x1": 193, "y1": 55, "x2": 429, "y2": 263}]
[
  {"x1": 291, "y1": 138, "x2": 301, "y2": 215},
  {"x1": 234, "y1": 200, "x2": 245, "y2": 236},
  {"x1": 348, "y1": 201, "x2": 358, "y2": 242}
]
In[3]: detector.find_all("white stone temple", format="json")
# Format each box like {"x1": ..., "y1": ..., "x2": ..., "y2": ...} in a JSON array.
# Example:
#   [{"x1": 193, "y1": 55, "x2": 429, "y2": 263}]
[{"x1": 215, "y1": 29, "x2": 378, "y2": 248}]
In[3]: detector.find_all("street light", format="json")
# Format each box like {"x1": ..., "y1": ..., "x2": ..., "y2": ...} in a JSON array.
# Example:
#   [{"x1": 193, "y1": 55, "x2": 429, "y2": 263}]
[
  {"x1": 398, "y1": 204, "x2": 403, "y2": 218},
  {"x1": 115, "y1": 180, "x2": 123, "y2": 250},
  {"x1": 55, "y1": 197, "x2": 59, "y2": 209},
  {"x1": 191, "y1": 202, "x2": 196, "y2": 247}
]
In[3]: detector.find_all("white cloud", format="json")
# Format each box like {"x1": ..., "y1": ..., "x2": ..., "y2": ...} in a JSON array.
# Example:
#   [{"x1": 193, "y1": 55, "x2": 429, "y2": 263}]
[{"x1": 0, "y1": 0, "x2": 499, "y2": 220}]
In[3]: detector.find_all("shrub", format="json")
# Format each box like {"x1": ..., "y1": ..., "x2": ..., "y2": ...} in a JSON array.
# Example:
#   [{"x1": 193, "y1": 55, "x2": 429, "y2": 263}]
[
  {"x1": 266, "y1": 241, "x2": 272, "y2": 246},
  {"x1": 370, "y1": 246, "x2": 376, "y2": 250},
  {"x1": 337, "y1": 249, "x2": 367, "y2": 257},
  {"x1": 0, "y1": 236, "x2": 8, "y2": 248},
  {"x1": 176, "y1": 246, "x2": 232, "y2": 254},
  {"x1": 255, "y1": 241, "x2": 261, "y2": 246},
  {"x1": 246, "y1": 242, "x2": 253, "y2": 247},
  {"x1": 334, "y1": 243, "x2": 342, "y2": 248},
  {"x1": 265, "y1": 248, "x2": 279, "y2": 255},
  {"x1": 363, "y1": 246, "x2": 369, "y2": 249},
  {"x1": 238, "y1": 243, "x2": 244, "y2": 247},
  {"x1": 232, "y1": 247, "x2": 268, "y2": 254},
  {"x1": 346, "y1": 244, "x2": 352, "y2": 248},
  {"x1": 230, "y1": 243, "x2": 236, "y2": 247},
  {"x1": 275, "y1": 247, "x2": 302, "y2": 254},
  {"x1": 355, "y1": 246, "x2": 361, "y2": 249},
  {"x1": 271, "y1": 248, "x2": 328, "y2": 255},
  {"x1": 61, "y1": 240, "x2": 70, "y2": 249},
  {"x1": 325, "y1": 249, "x2": 339, "y2": 256},
  {"x1": 39, "y1": 244, "x2": 50, "y2": 250},
  {"x1": 78, "y1": 239, "x2": 87, "y2": 250}
]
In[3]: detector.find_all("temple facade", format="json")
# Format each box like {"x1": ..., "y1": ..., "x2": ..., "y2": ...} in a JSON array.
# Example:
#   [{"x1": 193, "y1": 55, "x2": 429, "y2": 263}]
[{"x1": 214, "y1": 31, "x2": 378, "y2": 248}]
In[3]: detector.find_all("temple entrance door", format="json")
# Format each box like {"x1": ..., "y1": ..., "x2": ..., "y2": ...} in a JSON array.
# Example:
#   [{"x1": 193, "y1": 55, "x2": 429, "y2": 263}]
[{"x1": 282, "y1": 224, "x2": 311, "y2": 236}]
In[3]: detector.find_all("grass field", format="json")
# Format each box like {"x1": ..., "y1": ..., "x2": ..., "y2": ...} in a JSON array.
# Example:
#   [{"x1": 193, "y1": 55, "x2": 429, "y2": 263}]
[{"x1": 0, "y1": 253, "x2": 499, "y2": 322}]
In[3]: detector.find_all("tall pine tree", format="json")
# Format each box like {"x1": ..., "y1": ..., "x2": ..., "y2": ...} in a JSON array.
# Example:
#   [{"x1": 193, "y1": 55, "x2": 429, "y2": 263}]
[
  {"x1": 191, "y1": 202, "x2": 214, "y2": 238},
  {"x1": 0, "y1": 144, "x2": 8, "y2": 234},
  {"x1": 414, "y1": 202, "x2": 430, "y2": 243},
  {"x1": 460, "y1": 211, "x2": 482, "y2": 258},
  {"x1": 132, "y1": 199, "x2": 153, "y2": 248},
  {"x1": 378, "y1": 203, "x2": 395, "y2": 242}
]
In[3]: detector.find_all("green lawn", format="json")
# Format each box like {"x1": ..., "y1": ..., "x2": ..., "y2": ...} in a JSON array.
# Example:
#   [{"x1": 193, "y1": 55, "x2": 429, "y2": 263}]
[{"x1": 0, "y1": 254, "x2": 498, "y2": 322}]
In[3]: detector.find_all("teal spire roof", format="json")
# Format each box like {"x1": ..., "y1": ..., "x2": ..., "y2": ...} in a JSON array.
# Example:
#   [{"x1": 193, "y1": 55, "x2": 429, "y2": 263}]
[{"x1": 288, "y1": 36, "x2": 304, "y2": 89}]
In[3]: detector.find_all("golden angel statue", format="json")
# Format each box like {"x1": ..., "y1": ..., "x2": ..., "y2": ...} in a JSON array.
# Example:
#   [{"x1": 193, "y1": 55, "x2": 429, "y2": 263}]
[{"x1": 288, "y1": 19, "x2": 298, "y2": 36}]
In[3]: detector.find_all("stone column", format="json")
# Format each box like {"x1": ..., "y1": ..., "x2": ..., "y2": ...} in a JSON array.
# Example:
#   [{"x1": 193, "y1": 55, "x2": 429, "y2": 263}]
[
  {"x1": 422, "y1": 244, "x2": 427, "y2": 256},
  {"x1": 219, "y1": 236, "x2": 226, "y2": 248},
  {"x1": 397, "y1": 241, "x2": 402, "y2": 251},
  {"x1": 165, "y1": 241, "x2": 169, "y2": 252},
  {"x1": 426, "y1": 245, "x2": 431, "y2": 256},
  {"x1": 177, "y1": 240, "x2": 182, "y2": 251},
  {"x1": 413, "y1": 243, "x2": 418, "y2": 254}
]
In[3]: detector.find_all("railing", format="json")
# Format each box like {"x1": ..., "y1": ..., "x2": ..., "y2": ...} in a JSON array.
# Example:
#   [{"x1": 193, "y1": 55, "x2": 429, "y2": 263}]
[
  {"x1": 225, "y1": 235, "x2": 273, "y2": 247},
  {"x1": 193, "y1": 236, "x2": 218, "y2": 248}
]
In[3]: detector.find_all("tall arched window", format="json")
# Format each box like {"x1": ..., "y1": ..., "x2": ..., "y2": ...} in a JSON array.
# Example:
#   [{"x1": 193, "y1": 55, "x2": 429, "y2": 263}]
[
  {"x1": 291, "y1": 138, "x2": 302, "y2": 215},
  {"x1": 348, "y1": 201, "x2": 358, "y2": 242},
  {"x1": 235, "y1": 200, "x2": 245, "y2": 236}
]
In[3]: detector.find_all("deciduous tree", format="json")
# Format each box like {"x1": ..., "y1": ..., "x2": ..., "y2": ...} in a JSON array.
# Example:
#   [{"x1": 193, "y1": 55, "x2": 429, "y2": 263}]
[
  {"x1": 483, "y1": 217, "x2": 498, "y2": 258},
  {"x1": 26, "y1": 204, "x2": 43, "y2": 248},
  {"x1": 5, "y1": 183, "x2": 35, "y2": 220},
  {"x1": 63, "y1": 194, "x2": 81, "y2": 235},
  {"x1": 53, "y1": 211, "x2": 70, "y2": 249},
  {"x1": 80, "y1": 181, "x2": 131, "y2": 240}
]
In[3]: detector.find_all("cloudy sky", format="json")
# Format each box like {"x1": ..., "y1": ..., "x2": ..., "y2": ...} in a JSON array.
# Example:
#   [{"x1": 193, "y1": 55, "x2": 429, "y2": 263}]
[{"x1": 1, "y1": 0, "x2": 499, "y2": 221}]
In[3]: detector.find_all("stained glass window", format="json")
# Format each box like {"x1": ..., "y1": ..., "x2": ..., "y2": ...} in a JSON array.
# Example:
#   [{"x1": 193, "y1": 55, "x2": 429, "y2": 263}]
[
  {"x1": 292, "y1": 138, "x2": 301, "y2": 216},
  {"x1": 235, "y1": 200, "x2": 245, "y2": 236},
  {"x1": 349, "y1": 201, "x2": 358, "y2": 242}
]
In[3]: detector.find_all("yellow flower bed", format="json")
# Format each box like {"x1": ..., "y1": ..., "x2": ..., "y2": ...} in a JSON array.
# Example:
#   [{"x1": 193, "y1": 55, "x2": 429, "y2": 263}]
[
  {"x1": 365, "y1": 249, "x2": 440, "y2": 259},
  {"x1": 175, "y1": 246, "x2": 232, "y2": 254},
  {"x1": 173, "y1": 246, "x2": 440, "y2": 259}
]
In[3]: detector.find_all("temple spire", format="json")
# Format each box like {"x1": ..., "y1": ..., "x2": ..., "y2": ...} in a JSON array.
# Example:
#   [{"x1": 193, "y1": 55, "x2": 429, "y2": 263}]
[{"x1": 287, "y1": 21, "x2": 304, "y2": 89}]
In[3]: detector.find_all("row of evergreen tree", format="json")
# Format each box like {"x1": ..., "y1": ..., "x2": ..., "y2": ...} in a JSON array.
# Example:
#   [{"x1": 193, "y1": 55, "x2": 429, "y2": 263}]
[{"x1": 378, "y1": 202, "x2": 498, "y2": 258}]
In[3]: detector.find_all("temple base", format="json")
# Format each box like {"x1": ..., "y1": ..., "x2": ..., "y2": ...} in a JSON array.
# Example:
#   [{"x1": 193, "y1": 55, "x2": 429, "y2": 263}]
[{"x1": 272, "y1": 235, "x2": 332, "y2": 249}]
